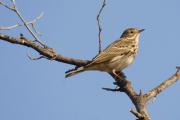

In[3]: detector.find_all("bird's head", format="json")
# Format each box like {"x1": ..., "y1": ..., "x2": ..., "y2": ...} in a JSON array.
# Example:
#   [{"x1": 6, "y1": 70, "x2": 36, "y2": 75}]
[{"x1": 121, "y1": 28, "x2": 144, "y2": 38}]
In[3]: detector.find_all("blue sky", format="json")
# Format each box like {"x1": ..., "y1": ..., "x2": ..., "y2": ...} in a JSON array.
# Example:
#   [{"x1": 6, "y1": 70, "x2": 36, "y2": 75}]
[{"x1": 0, "y1": 0, "x2": 180, "y2": 120}]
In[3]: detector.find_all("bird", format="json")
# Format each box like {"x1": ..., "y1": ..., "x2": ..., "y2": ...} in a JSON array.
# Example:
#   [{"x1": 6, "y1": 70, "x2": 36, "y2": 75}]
[{"x1": 65, "y1": 28, "x2": 144, "y2": 78}]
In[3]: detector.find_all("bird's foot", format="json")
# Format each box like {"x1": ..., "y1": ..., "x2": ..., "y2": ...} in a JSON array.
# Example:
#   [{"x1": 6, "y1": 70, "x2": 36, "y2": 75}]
[{"x1": 112, "y1": 70, "x2": 126, "y2": 80}]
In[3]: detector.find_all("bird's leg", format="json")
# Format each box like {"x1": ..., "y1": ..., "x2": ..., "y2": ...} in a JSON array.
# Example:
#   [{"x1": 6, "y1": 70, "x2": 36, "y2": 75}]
[
  {"x1": 112, "y1": 69, "x2": 120, "y2": 78},
  {"x1": 112, "y1": 70, "x2": 126, "y2": 78},
  {"x1": 112, "y1": 70, "x2": 127, "y2": 84}
]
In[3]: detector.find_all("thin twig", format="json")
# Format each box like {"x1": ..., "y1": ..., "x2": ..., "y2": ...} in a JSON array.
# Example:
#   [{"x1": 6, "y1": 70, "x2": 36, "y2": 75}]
[
  {"x1": 27, "y1": 53, "x2": 46, "y2": 60},
  {"x1": 0, "y1": 24, "x2": 21, "y2": 30},
  {"x1": 11, "y1": 1, "x2": 46, "y2": 47},
  {"x1": 0, "y1": 12, "x2": 44, "y2": 31},
  {"x1": 0, "y1": 1, "x2": 14, "y2": 10},
  {"x1": 102, "y1": 87, "x2": 120, "y2": 92},
  {"x1": 0, "y1": 0, "x2": 46, "y2": 47},
  {"x1": 97, "y1": 0, "x2": 106, "y2": 54},
  {"x1": 28, "y1": 12, "x2": 44, "y2": 36}
]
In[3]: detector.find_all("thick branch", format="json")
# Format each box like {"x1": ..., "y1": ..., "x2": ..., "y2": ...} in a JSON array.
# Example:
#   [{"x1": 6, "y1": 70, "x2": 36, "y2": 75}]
[
  {"x1": 109, "y1": 72, "x2": 137, "y2": 101},
  {"x1": 145, "y1": 67, "x2": 180, "y2": 101},
  {"x1": 109, "y1": 72, "x2": 151, "y2": 120},
  {"x1": 1, "y1": 1, "x2": 180, "y2": 120},
  {"x1": 1, "y1": 33, "x2": 179, "y2": 120},
  {"x1": 0, "y1": 34, "x2": 89, "y2": 66}
]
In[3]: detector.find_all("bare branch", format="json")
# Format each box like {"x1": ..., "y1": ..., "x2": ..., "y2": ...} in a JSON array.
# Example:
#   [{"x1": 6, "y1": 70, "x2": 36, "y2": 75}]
[
  {"x1": 0, "y1": 1, "x2": 14, "y2": 10},
  {"x1": 27, "y1": 53, "x2": 46, "y2": 60},
  {"x1": 102, "y1": 87, "x2": 120, "y2": 92},
  {"x1": 1, "y1": 1, "x2": 180, "y2": 120},
  {"x1": 12, "y1": 2, "x2": 46, "y2": 47},
  {"x1": 28, "y1": 12, "x2": 44, "y2": 36},
  {"x1": 28, "y1": 12, "x2": 44, "y2": 25},
  {"x1": 0, "y1": 34, "x2": 90, "y2": 66},
  {"x1": 0, "y1": 0, "x2": 46, "y2": 47},
  {"x1": 110, "y1": 72, "x2": 151, "y2": 120},
  {"x1": 0, "y1": 24, "x2": 21, "y2": 30},
  {"x1": 130, "y1": 109, "x2": 143, "y2": 119},
  {"x1": 0, "y1": 12, "x2": 44, "y2": 31},
  {"x1": 145, "y1": 67, "x2": 180, "y2": 101},
  {"x1": 97, "y1": 0, "x2": 106, "y2": 54}
]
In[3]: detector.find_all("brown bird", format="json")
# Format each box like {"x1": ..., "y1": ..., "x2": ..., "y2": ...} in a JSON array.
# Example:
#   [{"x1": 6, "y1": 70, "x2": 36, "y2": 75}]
[{"x1": 65, "y1": 28, "x2": 144, "y2": 78}]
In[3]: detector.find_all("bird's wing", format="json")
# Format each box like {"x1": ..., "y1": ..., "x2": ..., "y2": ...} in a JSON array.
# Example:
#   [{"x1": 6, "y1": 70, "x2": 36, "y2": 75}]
[
  {"x1": 90, "y1": 48, "x2": 129, "y2": 64},
  {"x1": 90, "y1": 38, "x2": 132, "y2": 65},
  {"x1": 106, "y1": 37, "x2": 133, "y2": 48}
]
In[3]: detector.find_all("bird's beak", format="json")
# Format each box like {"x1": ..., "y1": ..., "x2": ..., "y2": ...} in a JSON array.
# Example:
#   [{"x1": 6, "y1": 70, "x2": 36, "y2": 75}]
[{"x1": 139, "y1": 29, "x2": 145, "y2": 33}]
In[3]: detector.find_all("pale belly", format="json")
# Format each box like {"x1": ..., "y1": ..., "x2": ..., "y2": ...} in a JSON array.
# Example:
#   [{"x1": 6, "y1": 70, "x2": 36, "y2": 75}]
[
  {"x1": 108, "y1": 55, "x2": 134, "y2": 71},
  {"x1": 87, "y1": 55, "x2": 135, "y2": 72}
]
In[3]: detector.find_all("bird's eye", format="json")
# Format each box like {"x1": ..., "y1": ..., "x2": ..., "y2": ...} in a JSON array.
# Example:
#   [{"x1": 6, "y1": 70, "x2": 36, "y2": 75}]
[{"x1": 130, "y1": 31, "x2": 134, "y2": 33}]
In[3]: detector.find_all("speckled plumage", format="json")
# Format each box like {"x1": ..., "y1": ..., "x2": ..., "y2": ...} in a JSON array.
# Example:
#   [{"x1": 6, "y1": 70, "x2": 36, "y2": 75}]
[{"x1": 65, "y1": 28, "x2": 144, "y2": 78}]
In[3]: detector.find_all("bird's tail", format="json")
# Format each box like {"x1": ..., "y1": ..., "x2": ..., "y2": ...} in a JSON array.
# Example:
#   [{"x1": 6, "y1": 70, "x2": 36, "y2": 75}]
[{"x1": 65, "y1": 66, "x2": 84, "y2": 78}]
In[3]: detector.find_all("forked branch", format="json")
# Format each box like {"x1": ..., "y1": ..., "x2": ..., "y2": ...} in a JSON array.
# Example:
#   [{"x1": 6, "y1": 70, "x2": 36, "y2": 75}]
[
  {"x1": 0, "y1": 12, "x2": 44, "y2": 32},
  {"x1": 0, "y1": 0, "x2": 179, "y2": 120},
  {"x1": 0, "y1": 0, "x2": 45, "y2": 47},
  {"x1": 0, "y1": 34, "x2": 89, "y2": 66}
]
